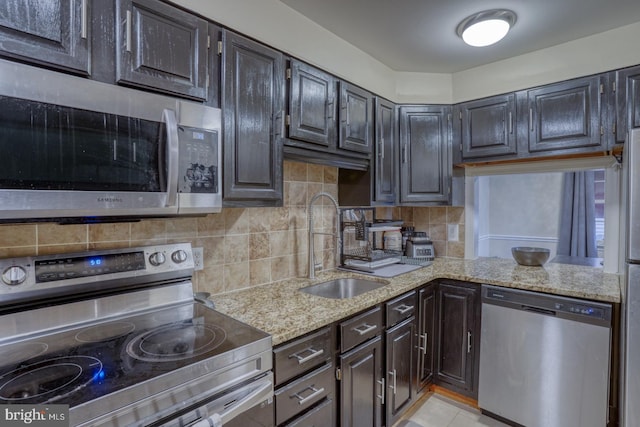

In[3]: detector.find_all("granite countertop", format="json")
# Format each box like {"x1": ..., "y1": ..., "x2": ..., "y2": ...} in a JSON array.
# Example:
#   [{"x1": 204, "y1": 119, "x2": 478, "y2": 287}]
[{"x1": 213, "y1": 257, "x2": 621, "y2": 346}]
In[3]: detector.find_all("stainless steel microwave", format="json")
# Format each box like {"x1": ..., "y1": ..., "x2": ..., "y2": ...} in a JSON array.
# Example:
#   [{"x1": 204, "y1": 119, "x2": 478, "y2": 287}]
[{"x1": 0, "y1": 59, "x2": 222, "y2": 222}]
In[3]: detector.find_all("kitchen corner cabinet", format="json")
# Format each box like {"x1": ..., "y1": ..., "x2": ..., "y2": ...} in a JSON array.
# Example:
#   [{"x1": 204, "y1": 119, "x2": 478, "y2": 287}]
[
  {"x1": 616, "y1": 65, "x2": 640, "y2": 144},
  {"x1": 416, "y1": 283, "x2": 436, "y2": 393},
  {"x1": 286, "y1": 59, "x2": 337, "y2": 150},
  {"x1": 399, "y1": 105, "x2": 452, "y2": 205},
  {"x1": 0, "y1": 0, "x2": 91, "y2": 75},
  {"x1": 115, "y1": 0, "x2": 208, "y2": 100},
  {"x1": 520, "y1": 74, "x2": 607, "y2": 155},
  {"x1": 221, "y1": 30, "x2": 284, "y2": 207},
  {"x1": 373, "y1": 97, "x2": 398, "y2": 204},
  {"x1": 339, "y1": 82, "x2": 374, "y2": 154},
  {"x1": 435, "y1": 281, "x2": 481, "y2": 399},
  {"x1": 455, "y1": 93, "x2": 518, "y2": 161}
]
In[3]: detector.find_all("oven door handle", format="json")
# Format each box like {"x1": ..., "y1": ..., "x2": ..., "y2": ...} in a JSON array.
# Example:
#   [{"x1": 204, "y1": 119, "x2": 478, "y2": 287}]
[
  {"x1": 191, "y1": 377, "x2": 273, "y2": 427},
  {"x1": 163, "y1": 108, "x2": 179, "y2": 208}
]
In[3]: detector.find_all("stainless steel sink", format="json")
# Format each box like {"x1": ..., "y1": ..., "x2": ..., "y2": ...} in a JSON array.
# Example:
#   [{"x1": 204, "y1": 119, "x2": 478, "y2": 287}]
[{"x1": 299, "y1": 278, "x2": 388, "y2": 299}]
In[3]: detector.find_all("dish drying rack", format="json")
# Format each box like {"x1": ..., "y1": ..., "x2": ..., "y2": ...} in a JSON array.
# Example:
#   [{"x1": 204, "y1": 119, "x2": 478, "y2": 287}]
[{"x1": 339, "y1": 207, "x2": 404, "y2": 272}]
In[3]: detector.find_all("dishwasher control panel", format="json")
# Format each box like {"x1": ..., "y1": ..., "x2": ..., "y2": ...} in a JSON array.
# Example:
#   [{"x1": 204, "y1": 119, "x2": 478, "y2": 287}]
[{"x1": 483, "y1": 285, "x2": 612, "y2": 326}]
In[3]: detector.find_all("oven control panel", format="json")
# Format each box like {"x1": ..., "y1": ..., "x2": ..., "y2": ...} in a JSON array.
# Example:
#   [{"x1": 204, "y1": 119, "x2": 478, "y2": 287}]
[
  {"x1": 0, "y1": 243, "x2": 195, "y2": 304},
  {"x1": 34, "y1": 251, "x2": 146, "y2": 283}
]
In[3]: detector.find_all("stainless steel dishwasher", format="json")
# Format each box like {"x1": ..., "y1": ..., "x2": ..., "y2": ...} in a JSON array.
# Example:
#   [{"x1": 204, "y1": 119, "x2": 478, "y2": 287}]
[{"x1": 478, "y1": 284, "x2": 612, "y2": 427}]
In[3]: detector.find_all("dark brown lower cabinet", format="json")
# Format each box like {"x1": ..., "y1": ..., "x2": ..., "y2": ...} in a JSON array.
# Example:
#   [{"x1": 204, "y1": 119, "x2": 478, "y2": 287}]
[
  {"x1": 416, "y1": 283, "x2": 436, "y2": 392},
  {"x1": 435, "y1": 281, "x2": 481, "y2": 398},
  {"x1": 385, "y1": 317, "x2": 415, "y2": 426},
  {"x1": 339, "y1": 335, "x2": 383, "y2": 427}
]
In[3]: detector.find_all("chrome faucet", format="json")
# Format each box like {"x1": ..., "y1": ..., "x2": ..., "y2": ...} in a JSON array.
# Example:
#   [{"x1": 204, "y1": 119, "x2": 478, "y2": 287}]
[{"x1": 308, "y1": 192, "x2": 341, "y2": 279}]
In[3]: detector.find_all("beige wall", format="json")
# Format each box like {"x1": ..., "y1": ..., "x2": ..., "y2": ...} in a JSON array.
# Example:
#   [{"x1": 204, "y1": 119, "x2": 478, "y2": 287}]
[
  {"x1": 0, "y1": 161, "x2": 465, "y2": 297},
  {"x1": 171, "y1": 0, "x2": 640, "y2": 104}
]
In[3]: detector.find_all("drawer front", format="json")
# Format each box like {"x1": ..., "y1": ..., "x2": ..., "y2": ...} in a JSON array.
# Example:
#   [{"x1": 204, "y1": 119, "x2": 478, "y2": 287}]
[
  {"x1": 275, "y1": 363, "x2": 334, "y2": 425},
  {"x1": 386, "y1": 291, "x2": 417, "y2": 327},
  {"x1": 340, "y1": 306, "x2": 383, "y2": 352},
  {"x1": 283, "y1": 397, "x2": 334, "y2": 427},
  {"x1": 274, "y1": 327, "x2": 332, "y2": 386}
]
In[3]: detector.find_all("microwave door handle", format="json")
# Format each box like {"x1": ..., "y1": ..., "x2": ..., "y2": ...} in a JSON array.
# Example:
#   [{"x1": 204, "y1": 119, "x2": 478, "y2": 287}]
[{"x1": 163, "y1": 109, "x2": 179, "y2": 208}]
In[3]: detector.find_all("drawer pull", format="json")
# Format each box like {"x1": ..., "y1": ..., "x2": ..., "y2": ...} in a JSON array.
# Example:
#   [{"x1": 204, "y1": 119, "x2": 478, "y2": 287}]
[
  {"x1": 289, "y1": 347, "x2": 324, "y2": 365},
  {"x1": 292, "y1": 385, "x2": 325, "y2": 406},
  {"x1": 352, "y1": 323, "x2": 377, "y2": 336},
  {"x1": 393, "y1": 304, "x2": 414, "y2": 315}
]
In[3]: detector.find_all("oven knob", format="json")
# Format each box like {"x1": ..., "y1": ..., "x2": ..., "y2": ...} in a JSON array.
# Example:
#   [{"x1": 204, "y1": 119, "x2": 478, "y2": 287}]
[
  {"x1": 148, "y1": 252, "x2": 166, "y2": 266},
  {"x1": 171, "y1": 250, "x2": 188, "y2": 264},
  {"x1": 2, "y1": 266, "x2": 27, "y2": 286}
]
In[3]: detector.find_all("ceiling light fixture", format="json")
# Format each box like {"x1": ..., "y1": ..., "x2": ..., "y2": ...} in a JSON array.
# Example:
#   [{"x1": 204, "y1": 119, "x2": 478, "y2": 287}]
[{"x1": 456, "y1": 9, "x2": 517, "y2": 47}]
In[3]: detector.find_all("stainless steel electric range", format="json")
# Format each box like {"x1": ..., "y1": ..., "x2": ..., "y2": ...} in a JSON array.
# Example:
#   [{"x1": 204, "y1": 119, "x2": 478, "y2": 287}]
[{"x1": 0, "y1": 243, "x2": 274, "y2": 427}]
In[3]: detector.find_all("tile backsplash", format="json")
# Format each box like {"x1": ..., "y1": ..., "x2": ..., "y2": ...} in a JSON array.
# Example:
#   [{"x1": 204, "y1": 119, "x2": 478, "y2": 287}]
[{"x1": 0, "y1": 161, "x2": 464, "y2": 297}]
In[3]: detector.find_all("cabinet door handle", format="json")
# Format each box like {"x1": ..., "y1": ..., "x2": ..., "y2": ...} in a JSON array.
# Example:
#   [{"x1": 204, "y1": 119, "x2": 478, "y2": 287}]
[
  {"x1": 402, "y1": 144, "x2": 408, "y2": 163},
  {"x1": 467, "y1": 331, "x2": 472, "y2": 354},
  {"x1": 529, "y1": 108, "x2": 533, "y2": 132},
  {"x1": 508, "y1": 111, "x2": 513, "y2": 134},
  {"x1": 388, "y1": 370, "x2": 397, "y2": 395},
  {"x1": 377, "y1": 377, "x2": 385, "y2": 404},
  {"x1": 393, "y1": 304, "x2": 414, "y2": 315},
  {"x1": 292, "y1": 385, "x2": 325, "y2": 406},
  {"x1": 327, "y1": 99, "x2": 334, "y2": 121},
  {"x1": 379, "y1": 137, "x2": 385, "y2": 159},
  {"x1": 273, "y1": 110, "x2": 283, "y2": 138},
  {"x1": 125, "y1": 10, "x2": 132, "y2": 52},
  {"x1": 417, "y1": 333, "x2": 428, "y2": 355},
  {"x1": 80, "y1": 0, "x2": 88, "y2": 39},
  {"x1": 352, "y1": 323, "x2": 377, "y2": 336},
  {"x1": 289, "y1": 347, "x2": 324, "y2": 365}
]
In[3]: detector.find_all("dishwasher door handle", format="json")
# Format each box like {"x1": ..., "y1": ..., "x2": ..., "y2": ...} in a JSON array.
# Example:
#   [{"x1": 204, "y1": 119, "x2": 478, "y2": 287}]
[{"x1": 521, "y1": 305, "x2": 557, "y2": 316}]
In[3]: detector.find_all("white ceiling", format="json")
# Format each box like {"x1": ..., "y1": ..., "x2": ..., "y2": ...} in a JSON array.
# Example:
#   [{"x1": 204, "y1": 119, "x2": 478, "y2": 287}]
[{"x1": 279, "y1": 0, "x2": 640, "y2": 73}]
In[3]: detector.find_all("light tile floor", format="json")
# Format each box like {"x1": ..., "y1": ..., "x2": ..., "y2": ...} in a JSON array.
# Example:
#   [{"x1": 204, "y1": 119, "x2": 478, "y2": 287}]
[{"x1": 401, "y1": 394, "x2": 510, "y2": 427}]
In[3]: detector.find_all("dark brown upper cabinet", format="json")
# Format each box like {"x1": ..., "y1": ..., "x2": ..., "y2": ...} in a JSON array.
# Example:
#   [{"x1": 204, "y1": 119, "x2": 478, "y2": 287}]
[
  {"x1": 616, "y1": 65, "x2": 640, "y2": 144},
  {"x1": 0, "y1": 0, "x2": 90, "y2": 75},
  {"x1": 286, "y1": 58, "x2": 336, "y2": 149},
  {"x1": 456, "y1": 93, "x2": 517, "y2": 161},
  {"x1": 115, "y1": 0, "x2": 208, "y2": 100},
  {"x1": 339, "y1": 81, "x2": 374, "y2": 154},
  {"x1": 521, "y1": 74, "x2": 606, "y2": 155},
  {"x1": 221, "y1": 30, "x2": 284, "y2": 206},
  {"x1": 373, "y1": 97, "x2": 398, "y2": 204},
  {"x1": 399, "y1": 105, "x2": 452, "y2": 205}
]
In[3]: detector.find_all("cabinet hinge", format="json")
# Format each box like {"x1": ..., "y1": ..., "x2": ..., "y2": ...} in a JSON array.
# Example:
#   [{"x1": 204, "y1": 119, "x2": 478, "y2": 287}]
[
  {"x1": 217, "y1": 40, "x2": 223, "y2": 56},
  {"x1": 600, "y1": 83, "x2": 604, "y2": 94},
  {"x1": 613, "y1": 81, "x2": 616, "y2": 93},
  {"x1": 459, "y1": 111, "x2": 462, "y2": 120},
  {"x1": 286, "y1": 68, "x2": 291, "y2": 80},
  {"x1": 601, "y1": 126, "x2": 605, "y2": 136},
  {"x1": 206, "y1": 73, "x2": 209, "y2": 89},
  {"x1": 447, "y1": 113, "x2": 451, "y2": 122},
  {"x1": 285, "y1": 114, "x2": 291, "y2": 126},
  {"x1": 336, "y1": 368, "x2": 341, "y2": 381},
  {"x1": 207, "y1": 35, "x2": 211, "y2": 49},
  {"x1": 613, "y1": 122, "x2": 617, "y2": 135}
]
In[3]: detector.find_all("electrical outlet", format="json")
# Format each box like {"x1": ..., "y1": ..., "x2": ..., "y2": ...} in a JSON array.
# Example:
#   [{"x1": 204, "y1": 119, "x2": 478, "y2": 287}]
[
  {"x1": 193, "y1": 247, "x2": 204, "y2": 271},
  {"x1": 447, "y1": 224, "x2": 459, "y2": 242}
]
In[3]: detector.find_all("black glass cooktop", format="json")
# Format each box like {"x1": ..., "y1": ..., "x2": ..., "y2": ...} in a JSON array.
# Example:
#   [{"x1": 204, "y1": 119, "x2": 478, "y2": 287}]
[{"x1": 0, "y1": 303, "x2": 268, "y2": 408}]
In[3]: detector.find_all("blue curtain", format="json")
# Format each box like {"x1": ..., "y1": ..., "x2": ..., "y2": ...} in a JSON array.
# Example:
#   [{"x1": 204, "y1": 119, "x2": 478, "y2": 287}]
[{"x1": 557, "y1": 171, "x2": 597, "y2": 257}]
